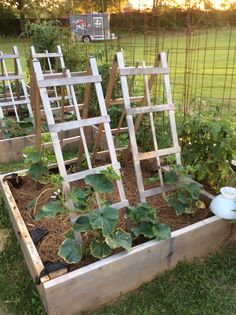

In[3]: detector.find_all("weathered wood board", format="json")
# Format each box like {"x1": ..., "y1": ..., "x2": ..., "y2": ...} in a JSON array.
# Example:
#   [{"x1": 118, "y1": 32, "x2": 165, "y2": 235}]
[{"x1": 0, "y1": 128, "x2": 93, "y2": 164}]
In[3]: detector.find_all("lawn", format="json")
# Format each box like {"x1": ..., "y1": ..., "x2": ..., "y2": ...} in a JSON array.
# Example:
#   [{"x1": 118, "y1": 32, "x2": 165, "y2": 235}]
[
  {"x1": 1, "y1": 193, "x2": 236, "y2": 315},
  {"x1": 0, "y1": 27, "x2": 236, "y2": 112}
]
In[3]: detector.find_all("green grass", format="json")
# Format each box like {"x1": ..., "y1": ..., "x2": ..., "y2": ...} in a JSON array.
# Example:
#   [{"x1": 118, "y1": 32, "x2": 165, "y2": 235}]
[
  {"x1": 1, "y1": 191, "x2": 236, "y2": 315},
  {"x1": 0, "y1": 28, "x2": 235, "y2": 111}
]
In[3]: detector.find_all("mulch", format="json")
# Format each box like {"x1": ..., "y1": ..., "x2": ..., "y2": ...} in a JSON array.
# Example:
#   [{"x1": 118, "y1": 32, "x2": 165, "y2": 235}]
[{"x1": 7, "y1": 161, "x2": 211, "y2": 270}]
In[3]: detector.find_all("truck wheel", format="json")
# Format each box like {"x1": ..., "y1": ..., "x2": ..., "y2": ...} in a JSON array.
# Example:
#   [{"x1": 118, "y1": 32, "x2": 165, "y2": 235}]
[{"x1": 83, "y1": 36, "x2": 91, "y2": 43}]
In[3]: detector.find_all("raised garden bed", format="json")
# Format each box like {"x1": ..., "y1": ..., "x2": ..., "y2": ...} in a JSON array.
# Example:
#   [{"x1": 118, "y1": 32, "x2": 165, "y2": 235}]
[
  {"x1": 0, "y1": 128, "x2": 93, "y2": 163},
  {"x1": 0, "y1": 166, "x2": 233, "y2": 315}
]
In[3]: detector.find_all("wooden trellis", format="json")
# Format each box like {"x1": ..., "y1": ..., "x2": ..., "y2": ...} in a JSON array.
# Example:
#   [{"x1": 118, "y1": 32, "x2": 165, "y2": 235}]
[
  {"x1": 30, "y1": 45, "x2": 73, "y2": 109},
  {"x1": 92, "y1": 54, "x2": 160, "y2": 163},
  {"x1": 30, "y1": 45, "x2": 89, "y2": 151},
  {"x1": 32, "y1": 57, "x2": 128, "y2": 211},
  {"x1": 116, "y1": 51, "x2": 182, "y2": 202},
  {"x1": 0, "y1": 46, "x2": 33, "y2": 123}
]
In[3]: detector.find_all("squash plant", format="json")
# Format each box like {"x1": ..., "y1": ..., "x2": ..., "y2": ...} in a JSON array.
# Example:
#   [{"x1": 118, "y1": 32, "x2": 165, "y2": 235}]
[
  {"x1": 163, "y1": 168, "x2": 205, "y2": 215},
  {"x1": 125, "y1": 203, "x2": 171, "y2": 240},
  {"x1": 34, "y1": 167, "x2": 133, "y2": 264},
  {"x1": 23, "y1": 146, "x2": 49, "y2": 184}
]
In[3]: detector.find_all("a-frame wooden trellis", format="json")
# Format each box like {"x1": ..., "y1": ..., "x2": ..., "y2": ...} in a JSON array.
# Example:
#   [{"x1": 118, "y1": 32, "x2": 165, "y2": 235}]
[
  {"x1": 30, "y1": 45, "x2": 73, "y2": 109},
  {"x1": 30, "y1": 45, "x2": 89, "y2": 151},
  {"x1": 116, "y1": 51, "x2": 182, "y2": 203},
  {"x1": 32, "y1": 56, "x2": 128, "y2": 211},
  {"x1": 92, "y1": 54, "x2": 160, "y2": 164},
  {"x1": 0, "y1": 46, "x2": 33, "y2": 124}
]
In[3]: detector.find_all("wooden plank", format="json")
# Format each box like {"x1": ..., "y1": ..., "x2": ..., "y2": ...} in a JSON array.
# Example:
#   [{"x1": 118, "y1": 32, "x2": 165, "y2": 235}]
[
  {"x1": 37, "y1": 75, "x2": 101, "y2": 88},
  {"x1": 48, "y1": 116, "x2": 110, "y2": 133},
  {"x1": 0, "y1": 74, "x2": 24, "y2": 81},
  {"x1": 0, "y1": 178, "x2": 48, "y2": 282},
  {"x1": 47, "y1": 95, "x2": 73, "y2": 103},
  {"x1": 110, "y1": 96, "x2": 144, "y2": 105},
  {"x1": 116, "y1": 52, "x2": 145, "y2": 202},
  {"x1": 40, "y1": 104, "x2": 83, "y2": 116},
  {"x1": 33, "y1": 59, "x2": 69, "y2": 184},
  {"x1": 0, "y1": 54, "x2": 19, "y2": 59},
  {"x1": 90, "y1": 57, "x2": 128, "y2": 205},
  {"x1": 32, "y1": 52, "x2": 63, "y2": 58},
  {"x1": 231, "y1": 224, "x2": 236, "y2": 242},
  {"x1": 119, "y1": 66, "x2": 169, "y2": 76},
  {"x1": 141, "y1": 185, "x2": 176, "y2": 198},
  {"x1": 43, "y1": 216, "x2": 230, "y2": 315},
  {"x1": 92, "y1": 57, "x2": 118, "y2": 163},
  {"x1": 143, "y1": 60, "x2": 164, "y2": 190},
  {"x1": 0, "y1": 99, "x2": 30, "y2": 107},
  {"x1": 114, "y1": 61, "x2": 140, "y2": 143},
  {"x1": 126, "y1": 104, "x2": 175, "y2": 115},
  {"x1": 43, "y1": 71, "x2": 87, "y2": 79},
  {"x1": 161, "y1": 52, "x2": 181, "y2": 165},
  {"x1": 77, "y1": 62, "x2": 92, "y2": 167},
  {"x1": 65, "y1": 163, "x2": 120, "y2": 183},
  {"x1": 137, "y1": 146, "x2": 181, "y2": 160}
]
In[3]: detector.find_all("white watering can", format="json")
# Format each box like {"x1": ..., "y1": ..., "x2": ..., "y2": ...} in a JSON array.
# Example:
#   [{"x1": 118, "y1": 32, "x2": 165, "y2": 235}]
[{"x1": 210, "y1": 187, "x2": 236, "y2": 220}]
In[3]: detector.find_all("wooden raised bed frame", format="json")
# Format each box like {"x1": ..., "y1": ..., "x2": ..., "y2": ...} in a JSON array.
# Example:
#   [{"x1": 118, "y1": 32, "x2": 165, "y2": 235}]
[{"x1": 0, "y1": 175, "x2": 234, "y2": 315}]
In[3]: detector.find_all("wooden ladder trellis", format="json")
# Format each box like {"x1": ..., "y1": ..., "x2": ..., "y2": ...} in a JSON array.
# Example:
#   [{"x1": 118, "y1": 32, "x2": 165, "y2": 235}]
[
  {"x1": 30, "y1": 45, "x2": 89, "y2": 151},
  {"x1": 0, "y1": 46, "x2": 33, "y2": 123},
  {"x1": 30, "y1": 45, "x2": 73, "y2": 109},
  {"x1": 92, "y1": 54, "x2": 160, "y2": 164},
  {"x1": 33, "y1": 56, "x2": 128, "y2": 211},
  {"x1": 116, "y1": 51, "x2": 182, "y2": 203}
]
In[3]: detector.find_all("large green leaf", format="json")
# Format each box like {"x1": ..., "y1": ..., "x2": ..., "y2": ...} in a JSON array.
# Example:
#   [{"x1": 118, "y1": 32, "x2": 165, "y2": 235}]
[
  {"x1": 85, "y1": 174, "x2": 114, "y2": 193},
  {"x1": 69, "y1": 186, "x2": 89, "y2": 212},
  {"x1": 131, "y1": 222, "x2": 155, "y2": 238},
  {"x1": 178, "y1": 192, "x2": 192, "y2": 205},
  {"x1": 35, "y1": 200, "x2": 64, "y2": 221},
  {"x1": 64, "y1": 229, "x2": 74, "y2": 239},
  {"x1": 152, "y1": 223, "x2": 171, "y2": 240},
  {"x1": 28, "y1": 163, "x2": 48, "y2": 182},
  {"x1": 89, "y1": 206, "x2": 119, "y2": 236},
  {"x1": 185, "y1": 182, "x2": 200, "y2": 200},
  {"x1": 168, "y1": 197, "x2": 188, "y2": 215},
  {"x1": 73, "y1": 215, "x2": 92, "y2": 232},
  {"x1": 105, "y1": 229, "x2": 132, "y2": 250},
  {"x1": 59, "y1": 238, "x2": 82, "y2": 263},
  {"x1": 125, "y1": 203, "x2": 156, "y2": 224},
  {"x1": 23, "y1": 147, "x2": 41, "y2": 164},
  {"x1": 90, "y1": 240, "x2": 112, "y2": 259},
  {"x1": 163, "y1": 171, "x2": 178, "y2": 185}
]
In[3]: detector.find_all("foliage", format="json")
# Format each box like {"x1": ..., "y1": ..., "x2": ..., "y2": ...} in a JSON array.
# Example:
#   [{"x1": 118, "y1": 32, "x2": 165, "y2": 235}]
[
  {"x1": 24, "y1": 20, "x2": 66, "y2": 53},
  {"x1": 177, "y1": 111, "x2": 236, "y2": 192},
  {"x1": 163, "y1": 167, "x2": 205, "y2": 215},
  {"x1": 0, "y1": 3, "x2": 18, "y2": 36},
  {"x1": 136, "y1": 114, "x2": 172, "y2": 152},
  {"x1": 125, "y1": 203, "x2": 171, "y2": 240},
  {"x1": 1, "y1": 117, "x2": 34, "y2": 139},
  {"x1": 61, "y1": 40, "x2": 87, "y2": 72},
  {"x1": 23, "y1": 146, "x2": 49, "y2": 184},
  {"x1": 75, "y1": 205, "x2": 132, "y2": 259},
  {"x1": 34, "y1": 168, "x2": 132, "y2": 263}
]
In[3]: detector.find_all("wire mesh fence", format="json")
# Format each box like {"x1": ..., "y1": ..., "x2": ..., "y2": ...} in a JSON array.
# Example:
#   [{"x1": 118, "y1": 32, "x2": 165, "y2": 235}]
[{"x1": 78, "y1": 13, "x2": 235, "y2": 114}]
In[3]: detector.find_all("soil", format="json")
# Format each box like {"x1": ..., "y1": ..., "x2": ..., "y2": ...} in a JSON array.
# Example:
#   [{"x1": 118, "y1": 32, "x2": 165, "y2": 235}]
[{"x1": 7, "y1": 162, "x2": 212, "y2": 272}]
